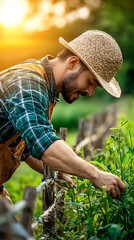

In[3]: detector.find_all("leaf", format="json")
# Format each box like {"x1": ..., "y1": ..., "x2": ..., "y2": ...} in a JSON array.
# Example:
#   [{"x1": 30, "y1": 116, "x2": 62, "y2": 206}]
[
  {"x1": 111, "y1": 136, "x2": 118, "y2": 141},
  {"x1": 121, "y1": 121, "x2": 128, "y2": 127},
  {"x1": 110, "y1": 128, "x2": 119, "y2": 131},
  {"x1": 88, "y1": 237, "x2": 100, "y2": 240},
  {"x1": 89, "y1": 160, "x2": 108, "y2": 171},
  {"x1": 70, "y1": 202, "x2": 87, "y2": 210},
  {"x1": 108, "y1": 224, "x2": 121, "y2": 240}
]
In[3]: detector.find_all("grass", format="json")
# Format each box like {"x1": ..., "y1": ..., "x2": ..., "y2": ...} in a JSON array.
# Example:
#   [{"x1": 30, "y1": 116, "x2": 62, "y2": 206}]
[{"x1": 5, "y1": 162, "x2": 42, "y2": 203}]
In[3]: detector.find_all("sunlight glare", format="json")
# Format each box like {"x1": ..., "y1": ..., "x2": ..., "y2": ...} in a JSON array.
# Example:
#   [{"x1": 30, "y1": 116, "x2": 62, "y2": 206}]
[
  {"x1": 39, "y1": 1, "x2": 51, "y2": 14},
  {"x1": 24, "y1": 14, "x2": 47, "y2": 32},
  {"x1": 77, "y1": 7, "x2": 90, "y2": 20},
  {"x1": 52, "y1": 2, "x2": 65, "y2": 17},
  {"x1": 0, "y1": 0, "x2": 29, "y2": 27}
]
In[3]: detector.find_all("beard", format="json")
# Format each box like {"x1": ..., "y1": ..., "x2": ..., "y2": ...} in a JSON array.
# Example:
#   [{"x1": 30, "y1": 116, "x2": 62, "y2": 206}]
[{"x1": 62, "y1": 72, "x2": 79, "y2": 104}]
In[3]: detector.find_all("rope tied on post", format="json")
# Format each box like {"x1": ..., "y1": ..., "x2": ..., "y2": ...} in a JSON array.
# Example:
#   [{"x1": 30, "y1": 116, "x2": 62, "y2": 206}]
[{"x1": 32, "y1": 188, "x2": 65, "y2": 229}]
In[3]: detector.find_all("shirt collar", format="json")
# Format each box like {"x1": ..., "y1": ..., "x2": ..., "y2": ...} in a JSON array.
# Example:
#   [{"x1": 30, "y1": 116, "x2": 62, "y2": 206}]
[{"x1": 40, "y1": 55, "x2": 59, "y2": 103}]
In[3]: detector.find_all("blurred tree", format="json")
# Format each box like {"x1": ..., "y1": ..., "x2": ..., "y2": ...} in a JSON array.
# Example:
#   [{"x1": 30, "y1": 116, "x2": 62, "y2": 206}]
[
  {"x1": 25, "y1": 0, "x2": 101, "y2": 32},
  {"x1": 94, "y1": 0, "x2": 134, "y2": 95}
]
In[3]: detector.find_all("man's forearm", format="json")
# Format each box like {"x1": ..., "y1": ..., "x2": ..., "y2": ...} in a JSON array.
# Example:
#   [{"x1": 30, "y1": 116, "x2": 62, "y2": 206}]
[
  {"x1": 25, "y1": 155, "x2": 43, "y2": 174},
  {"x1": 25, "y1": 153, "x2": 75, "y2": 186},
  {"x1": 42, "y1": 139, "x2": 99, "y2": 181}
]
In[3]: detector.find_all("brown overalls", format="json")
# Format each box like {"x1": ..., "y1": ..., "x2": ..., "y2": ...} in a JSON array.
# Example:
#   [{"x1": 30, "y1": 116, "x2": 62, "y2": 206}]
[{"x1": 0, "y1": 63, "x2": 55, "y2": 204}]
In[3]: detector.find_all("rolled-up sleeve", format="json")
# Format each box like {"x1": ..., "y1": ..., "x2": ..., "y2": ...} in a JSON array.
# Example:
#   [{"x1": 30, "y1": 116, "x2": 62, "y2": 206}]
[{"x1": 3, "y1": 71, "x2": 60, "y2": 159}]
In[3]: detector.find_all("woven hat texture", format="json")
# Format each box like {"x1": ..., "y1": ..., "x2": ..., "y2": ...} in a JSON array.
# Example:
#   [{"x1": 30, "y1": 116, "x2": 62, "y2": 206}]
[{"x1": 59, "y1": 30, "x2": 123, "y2": 98}]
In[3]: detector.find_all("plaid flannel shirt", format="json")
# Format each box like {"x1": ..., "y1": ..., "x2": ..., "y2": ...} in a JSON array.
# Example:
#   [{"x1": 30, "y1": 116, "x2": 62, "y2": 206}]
[{"x1": 0, "y1": 55, "x2": 60, "y2": 160}]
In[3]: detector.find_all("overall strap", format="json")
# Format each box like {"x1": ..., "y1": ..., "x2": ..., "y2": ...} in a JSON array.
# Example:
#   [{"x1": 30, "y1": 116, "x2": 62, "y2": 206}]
[
  {"x1": 0, "y1": 64, "x2": 44, "y2": 77},
  {"x1": 4, "y1": 133, "x2": 20, "y2": 146}
]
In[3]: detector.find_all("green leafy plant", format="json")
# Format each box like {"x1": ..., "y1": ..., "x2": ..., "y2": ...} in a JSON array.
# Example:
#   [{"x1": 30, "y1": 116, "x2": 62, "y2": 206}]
[{"x1": 60, "y1": 121, "x2": 134, "y2": 240}]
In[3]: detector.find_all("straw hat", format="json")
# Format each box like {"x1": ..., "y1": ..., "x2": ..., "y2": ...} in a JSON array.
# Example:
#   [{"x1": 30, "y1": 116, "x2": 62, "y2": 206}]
[{"x1": 59, "y1": 30, "x2": 123, "y2": 98}]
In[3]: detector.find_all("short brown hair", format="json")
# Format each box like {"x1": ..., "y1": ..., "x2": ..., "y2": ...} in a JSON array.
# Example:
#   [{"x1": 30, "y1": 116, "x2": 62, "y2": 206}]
[{"x1": 57, "y1": 48, "x2": 88, "y2": 73}]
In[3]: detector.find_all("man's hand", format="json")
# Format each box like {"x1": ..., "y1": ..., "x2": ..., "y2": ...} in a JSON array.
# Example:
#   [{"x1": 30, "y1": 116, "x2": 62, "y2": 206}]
[
  {"x1": 91, "y1": 169, "x2": 125, "y2": 198},
  {"x1": 58, "y1": 172, "x2": 76, "y2": 187}
]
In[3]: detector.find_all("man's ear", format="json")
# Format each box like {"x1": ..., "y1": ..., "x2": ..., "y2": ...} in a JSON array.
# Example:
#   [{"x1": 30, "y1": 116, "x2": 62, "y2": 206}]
[{"x1": 67, "y1": 56, "x2": 80, "y2": 70}]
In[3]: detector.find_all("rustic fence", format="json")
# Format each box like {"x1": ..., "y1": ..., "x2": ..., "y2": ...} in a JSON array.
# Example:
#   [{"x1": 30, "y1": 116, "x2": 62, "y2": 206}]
[
  {"x1": 0, "y1": 107, "x2": 118, "y2": 239},
  {"x1": 0, "y1": 177, "x2": 65, "y2": 240},
  {"x1": 0, "y1": 128, "x2": 67, "y2": 240},
  {"x1": 75, "y1": 106, "x2": 118, "y2": 159}
]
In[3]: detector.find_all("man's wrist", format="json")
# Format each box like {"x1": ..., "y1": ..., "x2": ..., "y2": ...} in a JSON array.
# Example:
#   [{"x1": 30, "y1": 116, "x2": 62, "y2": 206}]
[{"x1": 87, "y1": 163, "x2": 99, "y2": 182}]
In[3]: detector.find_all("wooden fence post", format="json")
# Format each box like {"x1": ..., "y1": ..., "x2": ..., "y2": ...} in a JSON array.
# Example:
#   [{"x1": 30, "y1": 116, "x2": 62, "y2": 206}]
[
  {"x1": 59, "y1": 127, "x2": 67, "y2": 141},
  {"x1": 20, "y1": 186, "x2": 37, "y2": 236},
  {"x1": 0, "y1": 199, "x2": 13, "y2": 240},
  {"x1": 56, "y1": 128, "x2": 67, "y2": 222},
  {"x1": 42, "y1": 127, "x2": 67, "y2": 239},
  {"x1": 76, "y1": 119, "x2": 93, "y2": 146},
  {"x1": 76, "y1": 107, "x2": 118, "y2": 159},
  {"x1": 43, "y1": 164, "x2": 55, "y2": 237}
]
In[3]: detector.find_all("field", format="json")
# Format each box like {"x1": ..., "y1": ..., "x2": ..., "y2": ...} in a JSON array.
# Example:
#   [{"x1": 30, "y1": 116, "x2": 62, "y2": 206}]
[{"x1": 4, "y1": 96, "x2": 134, "y2": 239}]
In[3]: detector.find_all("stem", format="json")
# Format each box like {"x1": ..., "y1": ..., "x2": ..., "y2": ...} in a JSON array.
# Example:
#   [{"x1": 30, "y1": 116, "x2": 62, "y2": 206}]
[
  {"x1": 118, "y1": 130, "x2": 123, "y2": 181},
  {"x1": 129, "y1": 129, "x2": 133, "y2": 148},
  {"x1": 105, "y1": 197, "x2": 109, "y2": 224},
  {"x1": 76, "y1": 178, "x2": 81, "y2": 232},
  {"x1": 87, "y1": 182, "x2": 95, "y2": 235},
  {"x1": 129, "y1": 129, "x2": 133, "y2": 189}
]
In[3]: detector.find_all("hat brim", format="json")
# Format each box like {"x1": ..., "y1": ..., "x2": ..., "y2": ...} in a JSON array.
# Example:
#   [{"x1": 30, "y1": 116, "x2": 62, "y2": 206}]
[{"x1": 59, "y1": 37, "x2": 121, "y2": 98}]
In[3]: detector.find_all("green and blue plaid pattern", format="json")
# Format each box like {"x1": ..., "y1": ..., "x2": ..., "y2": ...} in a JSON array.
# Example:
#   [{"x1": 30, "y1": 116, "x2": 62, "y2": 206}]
[{"x1": 0, "y1": 56, "x2": 59, "y2": 160}]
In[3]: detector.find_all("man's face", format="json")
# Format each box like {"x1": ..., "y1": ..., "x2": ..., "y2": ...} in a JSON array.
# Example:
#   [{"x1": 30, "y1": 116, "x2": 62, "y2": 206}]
[{"x1": 62, "y1": 68, "x2": 100, "y2": 104}]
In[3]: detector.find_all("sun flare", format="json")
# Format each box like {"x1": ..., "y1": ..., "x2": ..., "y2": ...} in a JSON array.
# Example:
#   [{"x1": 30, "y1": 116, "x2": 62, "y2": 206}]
[
  {"x1": 0, "y1": 0, "x2": 93, "y2": 33},
  {"x1": 0, "y1": 0, "x2": 29, "y2": 27}
]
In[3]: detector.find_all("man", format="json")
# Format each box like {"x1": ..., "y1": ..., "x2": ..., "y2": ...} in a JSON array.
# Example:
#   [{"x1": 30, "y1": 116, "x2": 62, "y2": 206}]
[{"x1": 0, "y1": 30, "x2": 125, "y2": 203}]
